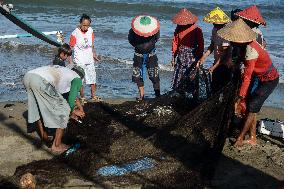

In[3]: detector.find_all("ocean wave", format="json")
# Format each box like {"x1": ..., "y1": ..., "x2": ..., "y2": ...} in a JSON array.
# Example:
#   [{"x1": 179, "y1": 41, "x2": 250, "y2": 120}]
[
  {"x1": 11, "y1": 0, "x2": 284, "y2": 19},
  {"x1": 0, "y1": 41, "x2": 56, "y2": 54},
  {"x1": 100, "y1": 55, "x2": 173, "y2": 71}
]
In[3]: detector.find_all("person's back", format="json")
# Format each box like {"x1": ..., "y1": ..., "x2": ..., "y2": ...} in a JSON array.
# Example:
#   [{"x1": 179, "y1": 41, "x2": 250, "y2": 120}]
[
  {"x1": 128, "y1": 28, "x2": 159, "y2": 54},
  {"x1": 27, "y1": 65, "x2": 80, "y2": 94}
]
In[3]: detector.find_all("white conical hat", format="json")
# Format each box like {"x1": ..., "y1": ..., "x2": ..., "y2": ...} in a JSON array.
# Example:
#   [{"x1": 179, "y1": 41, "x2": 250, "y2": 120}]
[{"x1": 131, "y1": 15, "x2": 160, "y2": 37}]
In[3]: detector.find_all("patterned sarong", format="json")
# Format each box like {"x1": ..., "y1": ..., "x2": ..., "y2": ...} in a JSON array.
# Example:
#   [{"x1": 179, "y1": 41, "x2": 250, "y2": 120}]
[{"x1": 171, "y1": 45, "x2": 196, "y2": 90}]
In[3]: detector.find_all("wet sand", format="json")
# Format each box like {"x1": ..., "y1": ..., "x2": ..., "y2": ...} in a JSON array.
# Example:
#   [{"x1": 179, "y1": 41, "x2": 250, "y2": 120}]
[{"x1": 0, "y1": 100, "x2": 283, "y2": 188}]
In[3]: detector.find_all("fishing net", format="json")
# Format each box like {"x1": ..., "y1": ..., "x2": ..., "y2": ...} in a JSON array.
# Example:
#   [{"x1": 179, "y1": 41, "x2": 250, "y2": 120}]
[{"x1": 11, "y1": 69, "x2": 238, "y2": 189}]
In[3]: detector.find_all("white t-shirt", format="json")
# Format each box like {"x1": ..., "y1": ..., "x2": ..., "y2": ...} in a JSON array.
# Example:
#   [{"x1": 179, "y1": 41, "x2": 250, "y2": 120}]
[
  {"x1": 70, "y1": 27, "x2": 94, "y2": 65},
  {"x1": 28, "y1": 65, "x2": 80, "y2": 94}
]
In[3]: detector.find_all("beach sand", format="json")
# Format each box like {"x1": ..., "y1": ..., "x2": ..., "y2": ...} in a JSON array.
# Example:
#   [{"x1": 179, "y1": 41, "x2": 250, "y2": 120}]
[{"x1": 0, "y1": 100, "x2": 283, "y2": 188}]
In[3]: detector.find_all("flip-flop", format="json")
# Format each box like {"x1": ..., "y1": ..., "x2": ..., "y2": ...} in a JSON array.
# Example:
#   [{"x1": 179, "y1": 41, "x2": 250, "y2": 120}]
[
  {"x1": 91, "y1": 96, "x2": 103, "y2": 102},
  {"x1": 136, "y1": 97, "x2": 145, "y2": 102},
  {"x1": 80, "y1": 97, "x2": 88, "y2": 104}
]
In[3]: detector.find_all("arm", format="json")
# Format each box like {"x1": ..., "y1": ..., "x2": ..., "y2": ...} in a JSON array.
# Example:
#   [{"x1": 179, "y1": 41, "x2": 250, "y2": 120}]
[
  {"x1": 68, "y1": 78, "x2": 82, "y2": 111},
  {"x1": 128, "y1": 29, "x2": 136, "y2": 47},
  {"x1": 197, "y1": 42, "x2": 213, "y2": 67},
  {"x1": 195, "y1": 28, "x2": 204, "y2": 60},
  {"x1": 92, "y1": 32, "x2": 100, "y2": 61},
  {"x1": 209, "y1": 57, "x2": 221, "y2": 73},
  {"x1": 69, "y1": 34, "x2": 76, "y2": 64},
  {"x1": 171, "y1": 32, "x2": 179, "y2": 67},
  {"x1": 239, "y1": 59, "x2": 256, "y2": 98}
]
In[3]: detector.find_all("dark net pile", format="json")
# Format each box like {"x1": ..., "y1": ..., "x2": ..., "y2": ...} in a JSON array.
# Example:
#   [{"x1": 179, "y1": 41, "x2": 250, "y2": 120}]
[{"x1": 11, "y1": 70, "x2": 237, "y2": 189}]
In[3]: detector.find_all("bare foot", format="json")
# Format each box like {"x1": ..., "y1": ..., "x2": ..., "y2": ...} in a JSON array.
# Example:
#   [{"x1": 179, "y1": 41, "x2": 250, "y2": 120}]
[
  {"x1": 244, "y1": 139, "x2": 257, "y2": 146},
  {"x1": 234, "y1": 139, "x2": 244, "y2": 149},
  {"x1": 51, "y1": 143, "x2": 69, "y2": 153}
]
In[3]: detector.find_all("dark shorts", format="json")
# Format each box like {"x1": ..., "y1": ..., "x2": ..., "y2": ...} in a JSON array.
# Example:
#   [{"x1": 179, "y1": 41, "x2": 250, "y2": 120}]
[
  {"x1": 247, "y1": 77, "x2": 279, "y2": 113},
  {"x1": 132, "y1": 54, "x2": 160, "y2": 88}
]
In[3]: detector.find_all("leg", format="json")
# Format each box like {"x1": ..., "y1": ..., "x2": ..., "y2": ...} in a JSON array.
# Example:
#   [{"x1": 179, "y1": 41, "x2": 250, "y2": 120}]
[
  {"x1": 244, "y1": 113, "x2": 257, "y2": 145},
  {"x1": 234, "y1": 112, "x2": 255, "y2": 147},
  {"x1": 51, "y1": 128, "x2": 68, "y2": 152},
  {"x1": 80, "y1": 85, "x2": 84, "y2": 98},
  {"x1": 148, "y1": 55, "x2": 160, "y2": 97},
  {"x1": 138, "y1": 85, "x2": 145, "y2": 100},
  {"x1": 90, "y1": 83, "x2": 96, "y2": 98},
  {"x1": 36, "y1": 119, "x2": 48, "y2": 141}
]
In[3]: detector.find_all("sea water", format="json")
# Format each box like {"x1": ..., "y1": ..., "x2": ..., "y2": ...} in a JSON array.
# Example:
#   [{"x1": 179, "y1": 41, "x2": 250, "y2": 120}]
[{"x1": 0, "y1": 0, "x2": 283, "y2": 108}]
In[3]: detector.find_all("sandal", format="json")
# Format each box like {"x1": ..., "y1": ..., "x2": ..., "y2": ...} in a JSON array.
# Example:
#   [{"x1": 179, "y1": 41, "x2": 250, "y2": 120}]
[
  {"x1": 136, "y1": 96, "x2": 144, "y2": 102},
  {"x1": 80, "y1": 97, "x2": 88, "y2": 104},
  {"x1": 91, "y1": 96, "x2": 103, "y2": 102}
]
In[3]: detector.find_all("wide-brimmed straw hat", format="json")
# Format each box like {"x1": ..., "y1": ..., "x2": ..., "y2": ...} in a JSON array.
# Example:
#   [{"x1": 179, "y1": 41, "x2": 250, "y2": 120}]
[
  {"x1": 172, "y1": 8, "x2": 198, "y2": 25},
  {"x1": 217, "y1": 18, "x2": 257, "y2": 43},
  {"x1": 203, "y1": 7, "x2": 231, "y2": 24},
  {"x1": 235, "y1": 5, "x2": 266, "y2": 26},
  {"x1": 131, "y1": 15, "x2": 160, "y2": 37}
]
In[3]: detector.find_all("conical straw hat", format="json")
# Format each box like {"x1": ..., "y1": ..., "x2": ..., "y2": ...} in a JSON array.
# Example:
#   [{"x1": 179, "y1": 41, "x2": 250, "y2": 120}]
[
  {"x1": 235, "y1": 5, "x2": 266, "y2": 26},
  {"x1": 172, "y1": 8, "x2": 198, "y2": 25},
  {"x1": 217, "y1": 18, "x2": 257, "y2": 43},
  {"x1": 131, "y1": 15, "x2": 160, "y2": 37},
  {"x1": 203, "y1": 7, "x2": 231, "y2": 24}
]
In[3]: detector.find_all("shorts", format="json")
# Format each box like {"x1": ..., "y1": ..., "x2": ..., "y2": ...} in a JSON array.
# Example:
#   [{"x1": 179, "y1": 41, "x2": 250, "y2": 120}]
[
  {"x1": 78, "y1": 64, "x2": 96, "y2": 85},
  {"x1": 247, "y1": 77, "x2": 279, "y2": 113}
]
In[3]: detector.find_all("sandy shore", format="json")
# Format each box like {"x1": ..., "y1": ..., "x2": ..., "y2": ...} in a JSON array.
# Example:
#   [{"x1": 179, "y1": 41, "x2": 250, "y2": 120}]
[{"x1": 0, "y1": 100, "x2": 283, "y2": 188}]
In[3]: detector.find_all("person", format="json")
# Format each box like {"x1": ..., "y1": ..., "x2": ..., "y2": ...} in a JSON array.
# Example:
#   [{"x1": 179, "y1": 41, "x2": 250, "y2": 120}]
[
  {"x1": 197, "y1": 7, "x2": 232, "y2": 93},
  {"x1": 23, "y1": 63, "x2": 85, "y2": 153},
  {"x1": 217, "y1": 18, "x2": 279, "y2": 148},
  {"x1": 128, "y1": 15, "x2": 161, "y2": 101},
  {"x1": 235, "y1": 5, "x2": 266, "y2": 48},
  {"x1": 69, "y1": 14, "x2": 101, "y2": 103},
  {"x1": 52, "y1": 43, "x2": 72, "y2": 67},
  {"x1": 171, "y1": 8, "x2": 204, "y2": 92}
]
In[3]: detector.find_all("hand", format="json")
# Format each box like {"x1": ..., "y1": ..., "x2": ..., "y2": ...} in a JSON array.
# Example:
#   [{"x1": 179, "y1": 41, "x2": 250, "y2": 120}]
[
  {"x1": 72, "y1": 108, "x2": 85, "y2": 119},
  {"x1": 208, "y1": 66, "x2": 214, "y2": 73},
  {"x1": 93, "y1": 53, "x2": 100, "y2": 62},
  {"x1": 234, "y1": 99, "x2": 243, "y2": 117},
  {"x1": 196, "y1": 58, "x2": 204, "y2": 68},
  {"x1": 171, "y1": 58, "x2": 175, "y2": 67}
]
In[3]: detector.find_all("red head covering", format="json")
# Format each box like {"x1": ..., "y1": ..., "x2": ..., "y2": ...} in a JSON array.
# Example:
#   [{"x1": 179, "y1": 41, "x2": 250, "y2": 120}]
[
  {"x1": 172, "y1": 8, "x2": 198, "y2": 25},
  {"x1": 235, "y1": 5, "x2": 266, "y2": 26}
]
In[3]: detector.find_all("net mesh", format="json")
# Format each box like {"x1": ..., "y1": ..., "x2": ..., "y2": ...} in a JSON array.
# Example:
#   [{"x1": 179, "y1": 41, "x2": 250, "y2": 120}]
[{"x1": 12, "y1": 69, "x2": 238, "y2": 189}]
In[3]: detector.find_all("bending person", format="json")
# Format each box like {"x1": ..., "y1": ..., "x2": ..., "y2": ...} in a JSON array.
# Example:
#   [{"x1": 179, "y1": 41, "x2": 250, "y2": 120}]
[
  {"x1": 197, "y1": 7, "x2": 232, "y2": 93},
  {"x1": 217, "y1": 19, "x2": 279, "y2": 147},
  {"x1": 23, "y1": 64, "x2": 85, "y2": 152}
]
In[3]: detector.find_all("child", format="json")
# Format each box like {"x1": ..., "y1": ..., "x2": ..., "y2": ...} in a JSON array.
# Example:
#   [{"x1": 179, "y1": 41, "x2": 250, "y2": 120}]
[
  {"x1": 128, "y1": 15, "x2": 161, "y2": 101},
  {"x1": 171, "y1": 8, "x2": 204, "y2": 92},
  {"x1": 52, "y1": 43, "x2": 72, "y2": 66},
  {"x1": 69, "y1": 14, "x2": 101, "y2": 103},
  {"x1": 197, "y1": 7, "x2": 232, "y2": 93}
]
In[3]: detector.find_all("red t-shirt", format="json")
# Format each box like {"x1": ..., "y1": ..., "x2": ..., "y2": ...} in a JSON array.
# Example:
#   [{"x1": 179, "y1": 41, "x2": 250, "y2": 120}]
[
  {"x1": 172, "y1": 24, "x2": 204, "y2": 59},
  {"x1": 239, "y1": 41, "x2": 279, "y2": 98}
]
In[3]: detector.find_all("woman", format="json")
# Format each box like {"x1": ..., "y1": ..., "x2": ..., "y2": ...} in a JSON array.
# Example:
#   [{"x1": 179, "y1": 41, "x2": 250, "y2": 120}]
[
  {"x1": 197, "y1": 7, "x2": 232, "y2": 93},
  {"x1": 235, "y1": 5, "x2": 266, "y2": 48},
  {"x1": 69, "y1": 14, "x2": 101, "y2": 103},
  {"x1": 217, "y1": 18, "x2": 279, "y2": 148},
  {"x1": 171, "y1": 8, "x2": 204, "y2": 92},
  {"x1": 24, "y1": 64, "x2": 85, "y2": 153}
]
